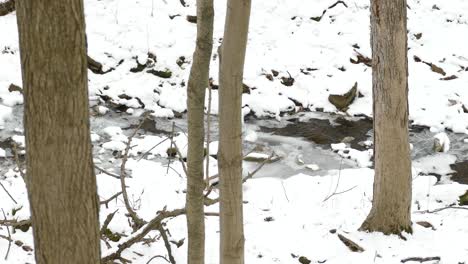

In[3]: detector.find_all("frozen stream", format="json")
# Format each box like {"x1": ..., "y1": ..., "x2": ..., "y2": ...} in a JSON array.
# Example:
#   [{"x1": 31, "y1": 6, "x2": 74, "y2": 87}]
[{"x1": 1, "y1": 104, "x2": 468, "y2": 184}]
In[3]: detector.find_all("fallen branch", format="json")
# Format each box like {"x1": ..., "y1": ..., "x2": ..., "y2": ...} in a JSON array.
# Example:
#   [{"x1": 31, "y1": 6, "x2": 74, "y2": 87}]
[
  {"x1": 101, "y1": 208, "x2": 185, "y2": 263},
  {"x1": 416, "y1": 206, "x2": 468, "y2": 214},
  {"x1": 0, "y1": 218, "x2": 31, "y2": 229},
  {"x1": 120, "y1": 116, "x2": 148, "y2": 230},
  {"x1": 157, "y1": 226, "x2": 176, "y2": 264},
  {"x1": 401, "y1": 256, "x2": 441, "y2": 263},
  {"x1": 337, "y1": 233, "x2": 364, "y2": 252}
]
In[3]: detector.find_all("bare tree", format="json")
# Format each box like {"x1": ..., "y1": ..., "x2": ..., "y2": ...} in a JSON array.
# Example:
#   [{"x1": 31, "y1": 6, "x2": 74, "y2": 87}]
[
  {"x1": 16, "y1": 0, "x2": 101, "y2": 263},
  {"x1": 359, "y1": 0, "x2": 412, "y2": 235},
  {"x1": 218, "y1": 0, "x2": 251, "y2": 263},
  {"x1": 186, "y1": 0, "x2": 214, "y2": 263}
]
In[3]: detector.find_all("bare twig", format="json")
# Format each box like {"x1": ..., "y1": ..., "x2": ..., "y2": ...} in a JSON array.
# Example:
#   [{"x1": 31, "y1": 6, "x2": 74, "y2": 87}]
[
  {"x1": 280, "y1": 180, "x2": 290, "y2": 202},
  {"x1": 12, "y1": 143, "x2": 25, "y2": 180},
  {"x1": 95, "y1": 165, "x2": 121, "y2": 179},
  {"x1": 323, "y1": 159, "x2": 356, "y2": 202},
  {"x1": 242, "y1": 151, "x2": 276, "y2": 183},
  {"x1": 0, "y1": 182, "x2": 16, "y2": 204},
  {"x1": 157, "y1": 226, "x2": 176, "y2": 264},
  {"x1": 147, "y1": 255, "x2": 170, "y2": 264},
  {"x1": 100, "y1": 192, "x2": 123, "y2": 208},
  {"x1": 1, "y1": 209, "x2": 11, "y2": 260},
  {"x1": 172, "y1": 142, "x2": 188, "y2": 176},
  {"x1": 137, "y1": 137, "x2": 170, "y2": 161}
]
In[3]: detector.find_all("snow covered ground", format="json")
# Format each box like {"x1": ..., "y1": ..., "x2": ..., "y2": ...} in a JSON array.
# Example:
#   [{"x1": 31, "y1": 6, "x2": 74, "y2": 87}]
[{"x1": 1, "y1": 0, "x2": 468, "y2": 263}]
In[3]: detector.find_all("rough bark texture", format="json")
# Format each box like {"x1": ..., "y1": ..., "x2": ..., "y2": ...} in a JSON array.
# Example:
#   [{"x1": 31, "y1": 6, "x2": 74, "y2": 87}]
[
  {"x1": 186, "y1": 0, "x2": 214, "y2": 263},
  {"x1": 360, "y1": 0, "x2": 412, "y2": 235},
  {"x1": 218, "y1": 0, "x2": 251, "y2": 263},
  {"x1": 16, "y1": 0, "x2": 101, "y2": 263}
]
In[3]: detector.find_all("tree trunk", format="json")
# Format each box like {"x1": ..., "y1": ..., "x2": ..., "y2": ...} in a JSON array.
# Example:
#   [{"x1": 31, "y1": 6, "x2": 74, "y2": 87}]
[
  {"x1": 16, "y1": 0, "x2": 101, "y2": 263},
  {"x1": 186, "y1": 0, "x2": 214, "y2": 263},
  {"x1": 359, "y1": 0, "x2": 412, "y2": 235},
  {"x1": 218, "y1": 0, "x2": 251, "y2": 263}
]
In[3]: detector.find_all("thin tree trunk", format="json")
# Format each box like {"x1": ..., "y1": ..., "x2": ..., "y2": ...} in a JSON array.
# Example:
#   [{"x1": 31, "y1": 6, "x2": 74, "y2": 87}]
[
  {"x1": 186, "y1": 0, "x2": 214, "y2": 263},
  {"x1": 16, "y1": 0, "x2": 101, "y2": 263},
  {"x1": 218, "y1": 0, "x2": 251, "y2": 263},
  {"x1": 359, "y1": 0, "x2": 412, "y2": 235}
]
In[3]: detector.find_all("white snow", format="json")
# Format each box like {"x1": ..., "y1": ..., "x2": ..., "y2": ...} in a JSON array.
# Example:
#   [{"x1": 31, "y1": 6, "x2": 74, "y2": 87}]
[
  {"x1": 1, "y1": 0, "x2": 468, "y2": 263},
  {"x1": 306, "y1": 164, "x2": 320, "y2": 171}
]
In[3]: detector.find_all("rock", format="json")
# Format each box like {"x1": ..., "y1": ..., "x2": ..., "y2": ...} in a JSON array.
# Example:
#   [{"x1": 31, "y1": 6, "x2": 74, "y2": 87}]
[
  {"x1": 244, "y1": 152, "x2": 280, "y2": 163},
  {"x1": 433, "y1": 132, "x2": 450, "y2": 152},
  {"x1": 328, "y1": 82, "x2": 358, "y2": 111},
  {"x1": 414, "y1": 33, "x2": 423, "y2": 40},
  {"x1": 166, "y1": 147, "x2": 177, "y2": 157},
  {"x1": 459, "y1": 191, "x2": 468, "y2": 206},
  {"x1": 298, "y1": 256, "x2": 311, "y2": 264},
  {"x1": 280, "y1": 73, "x2": 295, "y2": 86},
  {"x1": 147, "y1": 68, "x2": 172, "y2": 79},
  {"x1": 416, "y1": 221, "x2": 435, "y2": 230},
  {"x1": 176, "y1": 56, "x2": 187, "y2": 68},
  {"x1": 440, "y1": 75, "x2": 458, "y2": 81},
  {"x1": 341, "y1": 136, "x2": 355, "y2": 144}
]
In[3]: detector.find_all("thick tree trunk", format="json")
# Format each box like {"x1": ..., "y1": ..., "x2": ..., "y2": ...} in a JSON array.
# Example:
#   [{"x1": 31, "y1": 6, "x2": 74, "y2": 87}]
[
  {"x1": 16, "y1": 0, "x2": 101, "y2": 263},
  {"x1": 218, "y1": 0, "x2": 251, "y2": 263},
  {"x1": 360, "y1": 0, "x2": 412, "y2": 235},
  {"x1": 186, "y1": 0, "x2": 214, "y2": 263}
]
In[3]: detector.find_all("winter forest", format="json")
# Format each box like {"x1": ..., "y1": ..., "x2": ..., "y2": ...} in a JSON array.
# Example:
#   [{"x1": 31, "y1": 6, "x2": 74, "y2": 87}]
[{"x1": 0, "y1": 0, "x2": 468, "y2": 263}]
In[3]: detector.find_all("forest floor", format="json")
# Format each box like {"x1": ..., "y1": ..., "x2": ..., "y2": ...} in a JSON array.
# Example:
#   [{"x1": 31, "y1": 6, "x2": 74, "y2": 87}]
[{"x1": 1, "y1": 0, "x2": 468, "y2": 263}]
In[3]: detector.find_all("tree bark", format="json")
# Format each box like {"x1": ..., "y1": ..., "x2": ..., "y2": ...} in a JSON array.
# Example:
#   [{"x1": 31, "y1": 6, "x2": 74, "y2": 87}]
[
  {"x1": 186, "y1": 0, "x2": 214, "y2": 263},
  {"x1": 359, "y1": 0, "x2": 412, "y2": 235},
  {"x1": 218, "y1": 0, "x2": 251, "y2": 263},
  {"x1": 16, "y1": 0, "x2": 101, "y2": 263}
]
